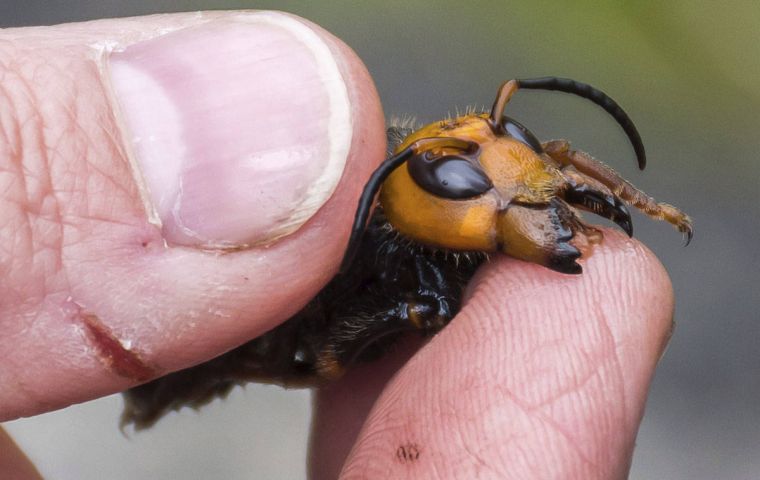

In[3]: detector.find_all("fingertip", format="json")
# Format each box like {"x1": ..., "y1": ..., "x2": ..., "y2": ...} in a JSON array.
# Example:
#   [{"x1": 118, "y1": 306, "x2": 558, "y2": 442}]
[
  {"x1": 467, "y1": 228, "x2": 675, "y2": 374},
  {"x1": 579, "y1": 229, "x2": 675, "y2": 370},
  {"x1": 338, "y1": 229, "x2": 675, "y2": 478}
]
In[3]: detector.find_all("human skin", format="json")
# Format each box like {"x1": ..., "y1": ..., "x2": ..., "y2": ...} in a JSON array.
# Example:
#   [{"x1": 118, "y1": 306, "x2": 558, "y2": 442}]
[{"x1": 0, "y1": 11, "x2": 673, "y2": 479}]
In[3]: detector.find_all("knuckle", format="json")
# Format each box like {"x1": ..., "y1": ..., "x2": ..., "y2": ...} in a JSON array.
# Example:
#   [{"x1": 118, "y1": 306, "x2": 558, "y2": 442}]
[{"x1": 0, "y1": 37, "x2": 136, "y2": 310}]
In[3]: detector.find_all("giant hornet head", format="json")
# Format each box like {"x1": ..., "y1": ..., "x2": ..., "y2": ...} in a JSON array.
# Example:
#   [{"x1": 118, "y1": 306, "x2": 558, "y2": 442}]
[{"x1": 343, "y1": 77, "x2": 692, "y2": 274}]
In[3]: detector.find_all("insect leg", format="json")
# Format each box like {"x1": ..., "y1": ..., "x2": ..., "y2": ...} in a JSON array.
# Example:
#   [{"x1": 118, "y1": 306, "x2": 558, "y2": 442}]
[
  {"x1": 316, "y1": 254, "x2": 467, "y2": 379},
  {"x1": 543, "y1": 140, "x2": 693, "y2": 242},
  {"x1": 314, "y1": 299, "x2": 437, "y2": 380}
]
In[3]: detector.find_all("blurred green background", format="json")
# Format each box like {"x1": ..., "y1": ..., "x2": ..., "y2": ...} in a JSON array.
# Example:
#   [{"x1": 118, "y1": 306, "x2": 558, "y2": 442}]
[{"x1": 3, "y1": 1, "x2": 758, "y2": 479}]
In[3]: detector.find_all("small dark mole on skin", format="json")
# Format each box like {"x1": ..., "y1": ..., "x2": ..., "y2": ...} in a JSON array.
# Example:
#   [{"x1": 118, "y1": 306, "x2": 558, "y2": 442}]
[
  {"x1": 396, "y1": 444, "x2": 421, "y2": 463},
  {"x1": 82, "y1": 313, "x2": 155, "y2": 382},
  {"x1": 141, "y1": 242, "x2": 148, "y2": 248}
]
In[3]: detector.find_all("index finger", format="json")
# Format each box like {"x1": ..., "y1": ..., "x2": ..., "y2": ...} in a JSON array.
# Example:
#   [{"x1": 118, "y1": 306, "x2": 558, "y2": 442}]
[{"x1": 313, "y1": 230, "x2": 674, "y2": 479}]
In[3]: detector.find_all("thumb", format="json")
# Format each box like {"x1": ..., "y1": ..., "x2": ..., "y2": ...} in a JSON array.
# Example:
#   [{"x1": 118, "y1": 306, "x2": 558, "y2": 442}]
[{"x1": 0, "y1": 11, "x2": 385, "y2": 420}]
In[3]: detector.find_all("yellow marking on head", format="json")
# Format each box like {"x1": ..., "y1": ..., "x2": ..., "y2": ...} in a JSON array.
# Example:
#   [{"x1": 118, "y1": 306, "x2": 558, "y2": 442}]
[{"x1": 457, "y1": 204, "x2": 496, "y2": 241}]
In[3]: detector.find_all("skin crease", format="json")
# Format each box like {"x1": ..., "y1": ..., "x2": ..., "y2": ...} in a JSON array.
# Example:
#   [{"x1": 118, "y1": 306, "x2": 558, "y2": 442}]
[{"x1": 0, "y1": 12, "x2": 675, "y2": 480}]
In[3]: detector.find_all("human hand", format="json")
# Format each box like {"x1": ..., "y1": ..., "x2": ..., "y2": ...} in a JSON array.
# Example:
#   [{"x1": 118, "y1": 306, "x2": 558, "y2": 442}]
[{"x1": 0, "y1": 11, "x2": 673, "y2": 479}]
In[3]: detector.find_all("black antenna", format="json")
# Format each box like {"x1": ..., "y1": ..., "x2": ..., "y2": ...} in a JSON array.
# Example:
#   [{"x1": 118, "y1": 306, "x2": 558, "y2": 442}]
[
  {"x1": 340, "y1": 137, "x2": 478, "y2": 273},
  {"x1": 517, "y1": 77, "x2": 647, "y2": 170},
  {"x1": 339, "y1": 145, "x2": 417, "y2": 273}
]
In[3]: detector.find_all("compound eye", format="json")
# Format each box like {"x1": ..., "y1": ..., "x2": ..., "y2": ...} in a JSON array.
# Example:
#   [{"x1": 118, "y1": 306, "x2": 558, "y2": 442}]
[
  {"x1": 502, "y1": 116, "x2": 543, "y2": 153},
  {"x1": 408, "y1": 152, "x2": 493, "y2": 199}
]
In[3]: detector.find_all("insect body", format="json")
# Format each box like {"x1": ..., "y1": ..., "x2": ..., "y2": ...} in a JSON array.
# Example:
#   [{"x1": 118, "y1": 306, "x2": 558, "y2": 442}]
[{"x1": 121, "y1": 77, "x2": 691, "y2": 429}]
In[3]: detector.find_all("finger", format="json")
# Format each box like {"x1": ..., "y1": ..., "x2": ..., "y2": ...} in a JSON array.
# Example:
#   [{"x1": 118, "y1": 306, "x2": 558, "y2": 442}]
[
  {"x1": 0, "y1": 11, "x2": 385, "y2": 420},
  {"x1": 0, "y1": 427, "x2": 43, "y2": 480},
  {"x1": 314, "y1": 230, "x2": 674, "y2": 479},
  {"x1": 310, "y1": 337, "x2": 424, "y2": 479}
]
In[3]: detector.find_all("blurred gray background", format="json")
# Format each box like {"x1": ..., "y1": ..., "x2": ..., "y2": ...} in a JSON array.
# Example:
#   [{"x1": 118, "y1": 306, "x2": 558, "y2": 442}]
[{"x1": 3, "y1": 1, "x2": 758, "y2": 479}]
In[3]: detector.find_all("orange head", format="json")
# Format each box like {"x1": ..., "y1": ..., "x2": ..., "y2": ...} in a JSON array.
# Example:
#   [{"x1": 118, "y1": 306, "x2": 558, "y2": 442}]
[{"x1": 342, "y1": 77, "x2": 691, "y2": 274}]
